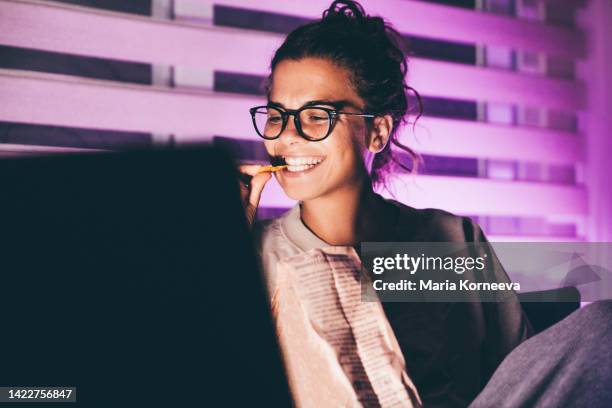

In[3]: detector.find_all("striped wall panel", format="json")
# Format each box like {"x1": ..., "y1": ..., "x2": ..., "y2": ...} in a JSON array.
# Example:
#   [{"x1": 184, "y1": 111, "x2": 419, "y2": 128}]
[
  {"x1": 175, "y1": 0, "x2": 584, "y2": 58},
  {"x1": 0, "y1": 69, "x2": 582, "y2": 165},
  {"x1": 0, "y1": 1, "x2": 584, "y2": 110},
  {"x1": 0, "y1": 0, "x2": 588, "y2": 240}
]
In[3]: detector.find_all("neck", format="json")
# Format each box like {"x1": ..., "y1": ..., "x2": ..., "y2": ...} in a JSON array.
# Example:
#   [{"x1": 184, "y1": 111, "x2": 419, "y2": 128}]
[{"x1": 300, "y1": 176, "x2": 395, "y2": 247}]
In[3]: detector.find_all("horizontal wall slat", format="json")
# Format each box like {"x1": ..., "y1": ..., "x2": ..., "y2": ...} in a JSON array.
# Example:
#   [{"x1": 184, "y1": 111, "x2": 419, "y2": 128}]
[
  {"x1": 0, "y1": 69, "x2": 583, "y2": 165},
  {"x1": 192, "y1": 0, "x2": 584, "y2": 59},
  {"x1": 412, "y1": 117, "x2": 583, "y2": 164},
  {"x1": 410, "y1": 58, "x2": 584, "y2": 110},
  {"x1": 0, "y1": 0, "x2": 584, "y2": 110},
  {"x1": 0, "y1": 69, "x2": 258, "y2": 136},
  {"x1": 381, "y1": 174, "x2": 587, "y2": 217},
  {"x1": 258, "y1": 175, "x2": 587, "y2": 217}
]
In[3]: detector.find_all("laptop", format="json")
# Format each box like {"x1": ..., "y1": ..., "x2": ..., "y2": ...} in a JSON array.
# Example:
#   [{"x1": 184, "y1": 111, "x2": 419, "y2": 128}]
[{"x1": 0, "y1": 147, "x2": 291, "y2": 407}]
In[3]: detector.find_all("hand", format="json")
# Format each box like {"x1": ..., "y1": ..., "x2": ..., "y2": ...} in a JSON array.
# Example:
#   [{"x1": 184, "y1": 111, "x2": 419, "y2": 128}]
[{"x1": 238, "y1": 165, "x2": 272, "y2": 227}]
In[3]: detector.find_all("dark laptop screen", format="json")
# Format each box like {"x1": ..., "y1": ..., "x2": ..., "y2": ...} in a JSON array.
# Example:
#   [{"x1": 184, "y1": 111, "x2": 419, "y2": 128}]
[{"x1": 0, "y1": 147, "x2": 291, "y2": 407}]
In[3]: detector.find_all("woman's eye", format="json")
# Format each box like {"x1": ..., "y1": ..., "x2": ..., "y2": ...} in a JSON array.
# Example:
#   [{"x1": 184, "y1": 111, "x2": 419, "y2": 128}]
[
  {"x1": 309, "y1": 115, "x2": 327, "y2": 122},
  {"x1": 268, "y1": 116, "x2": 282, "y2": 124}
]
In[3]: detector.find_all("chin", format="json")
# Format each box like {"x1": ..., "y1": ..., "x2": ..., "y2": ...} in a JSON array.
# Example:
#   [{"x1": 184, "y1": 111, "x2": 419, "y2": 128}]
[{"x1": 281, "y1": 184, "x2": 321, "y2": 202}]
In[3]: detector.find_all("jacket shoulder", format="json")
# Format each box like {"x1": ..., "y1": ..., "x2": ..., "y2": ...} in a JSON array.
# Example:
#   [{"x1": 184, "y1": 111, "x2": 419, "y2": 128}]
[{"x1": 393, "y1": 201, "x2": 484, "y2": 242}]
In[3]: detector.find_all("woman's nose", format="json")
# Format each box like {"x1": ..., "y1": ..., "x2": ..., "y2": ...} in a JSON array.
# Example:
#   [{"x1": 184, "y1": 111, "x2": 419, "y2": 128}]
[{"x1": 279, "y1": 114, "x2": 303, "y2": 143}]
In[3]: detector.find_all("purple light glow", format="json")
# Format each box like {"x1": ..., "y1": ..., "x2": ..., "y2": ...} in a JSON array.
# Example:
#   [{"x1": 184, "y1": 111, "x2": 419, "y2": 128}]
[{"x1": 1, "y1": 0, "x2": 609, "y2": 243}]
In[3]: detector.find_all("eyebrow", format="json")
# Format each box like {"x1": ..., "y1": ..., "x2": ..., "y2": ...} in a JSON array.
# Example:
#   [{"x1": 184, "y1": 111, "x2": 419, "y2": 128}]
[{"x1": 267, "y1": 99, "x2": 356, "y2": 110}]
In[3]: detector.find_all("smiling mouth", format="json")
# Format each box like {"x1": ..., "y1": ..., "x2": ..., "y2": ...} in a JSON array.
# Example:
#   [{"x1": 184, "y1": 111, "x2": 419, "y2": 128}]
[
  {"x1": 283, "y1": 156, "x2": 325, "y2": 173},
  {"x1": 269, "y1": 155, "x2": 325, "y2": 173}
]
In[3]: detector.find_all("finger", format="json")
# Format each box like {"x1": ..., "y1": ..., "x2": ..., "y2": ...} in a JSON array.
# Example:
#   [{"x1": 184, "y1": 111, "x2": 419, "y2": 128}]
[
  {"x1": 239, "y1": 164, "x2": 264, "y2": 176},
  {"x1": 248, "y1": 172, "x2": 272, "y2": 208}
]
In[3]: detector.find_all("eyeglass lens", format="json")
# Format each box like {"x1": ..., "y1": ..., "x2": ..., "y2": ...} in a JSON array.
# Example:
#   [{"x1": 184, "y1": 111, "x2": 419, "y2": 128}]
[{"x1": 252, "y1": 107, "x2": 331, "y2": 140}]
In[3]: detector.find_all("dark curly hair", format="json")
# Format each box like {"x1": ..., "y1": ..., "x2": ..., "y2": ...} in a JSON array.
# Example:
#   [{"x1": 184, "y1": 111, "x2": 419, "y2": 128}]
[{"x1": 265, "y1": 0, "x2": 423, "y2": 187}]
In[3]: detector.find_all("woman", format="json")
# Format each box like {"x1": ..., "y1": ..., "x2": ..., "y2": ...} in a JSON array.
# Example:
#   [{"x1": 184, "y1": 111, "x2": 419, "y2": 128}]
[{"x1": 239, "y1": 1, "x2": 532, "y2": 406}]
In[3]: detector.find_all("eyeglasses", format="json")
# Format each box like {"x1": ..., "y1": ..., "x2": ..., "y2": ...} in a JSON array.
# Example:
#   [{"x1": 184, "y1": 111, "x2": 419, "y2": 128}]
[{"x1": 249, "y1": 105, "x2": 376, "y2": 142}]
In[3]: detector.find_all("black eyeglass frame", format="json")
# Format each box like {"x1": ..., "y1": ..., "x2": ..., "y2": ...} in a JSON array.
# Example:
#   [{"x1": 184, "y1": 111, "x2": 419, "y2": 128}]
[{"x1": 249, "y1": 105, "x2": 376, "y2": 142}]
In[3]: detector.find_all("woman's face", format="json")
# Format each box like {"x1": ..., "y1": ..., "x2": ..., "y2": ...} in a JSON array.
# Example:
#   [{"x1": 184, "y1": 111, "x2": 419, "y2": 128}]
[{"x1": 264, "y1": 57, "x2": 374, "y2": 202}]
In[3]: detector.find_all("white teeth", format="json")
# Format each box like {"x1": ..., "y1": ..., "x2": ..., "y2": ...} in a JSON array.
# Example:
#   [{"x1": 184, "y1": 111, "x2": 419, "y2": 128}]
[
  {"x1": 286, "y1": 161, "x2": 322, "y2": 172},
  {"x1": 287, "y1": 164, "x2": 309, "y2": 172},
  {"x1": 284, "y1": 156, "x2": 324, "y2": 166}
]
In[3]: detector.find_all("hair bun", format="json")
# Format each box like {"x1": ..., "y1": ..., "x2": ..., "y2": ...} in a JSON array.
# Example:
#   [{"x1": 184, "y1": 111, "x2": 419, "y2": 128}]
[
  {"x1": 322, "y1": 0, "x2": 367, "y2": 21},
  {"x1": 322, "y1": 1, "x2": 389, "y2": 38}
]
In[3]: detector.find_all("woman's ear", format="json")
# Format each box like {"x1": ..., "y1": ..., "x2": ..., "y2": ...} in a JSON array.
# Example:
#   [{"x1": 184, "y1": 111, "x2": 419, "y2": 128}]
[{"x1": 367, "y1": 114, "x2": 393, "y2": 153}]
